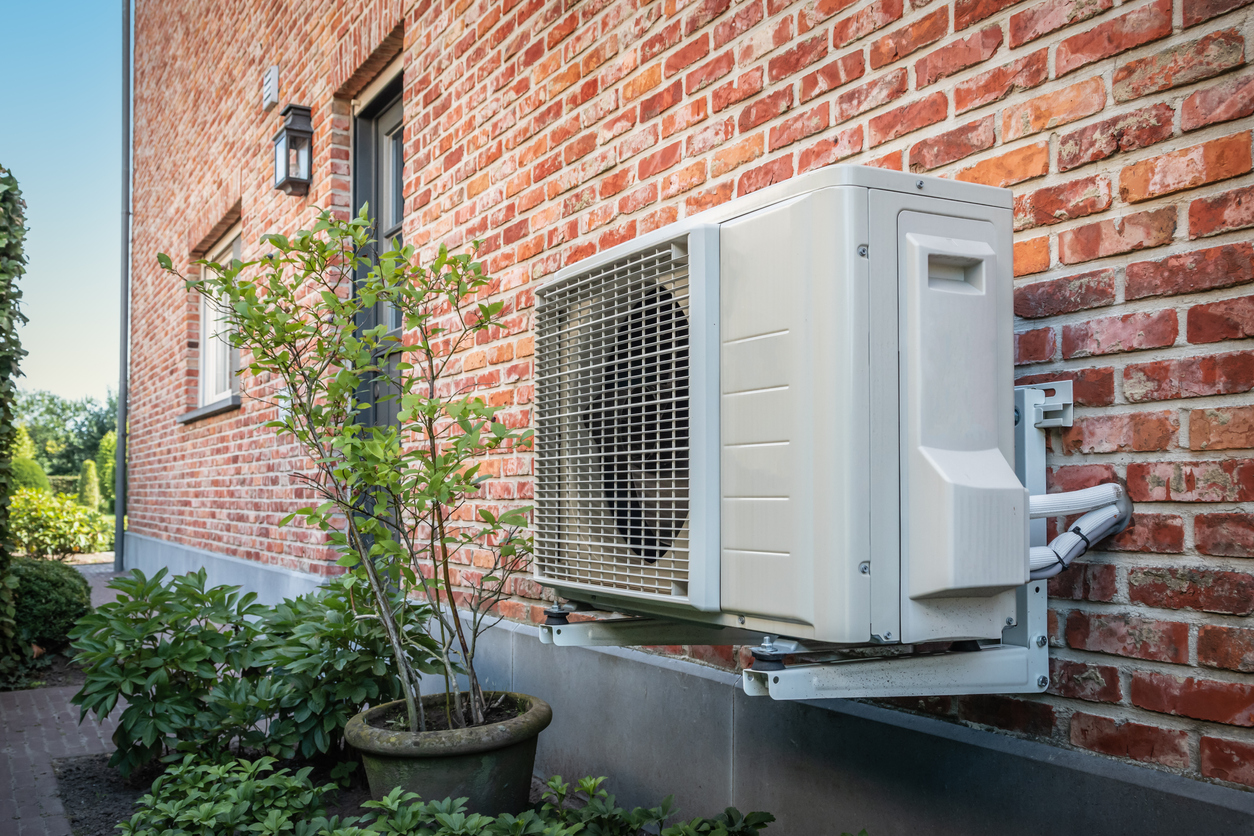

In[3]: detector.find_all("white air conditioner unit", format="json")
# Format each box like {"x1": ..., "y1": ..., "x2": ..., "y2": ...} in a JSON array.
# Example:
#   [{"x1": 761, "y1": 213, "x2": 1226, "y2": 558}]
[{"x1": 533, "y1": 166, "x2": 1120, "y2": 675}]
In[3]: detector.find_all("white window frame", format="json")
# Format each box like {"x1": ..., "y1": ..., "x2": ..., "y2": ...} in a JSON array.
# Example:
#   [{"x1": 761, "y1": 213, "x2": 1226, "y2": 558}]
[{"x1": 200, "y1": 225, "x2": 242, "y2": 407}]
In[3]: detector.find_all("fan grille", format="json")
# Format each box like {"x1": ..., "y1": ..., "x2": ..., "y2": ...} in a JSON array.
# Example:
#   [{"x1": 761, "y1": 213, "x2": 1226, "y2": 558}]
[{"x1": 535, "y1": 242, "x2": 692, "y2": 598}]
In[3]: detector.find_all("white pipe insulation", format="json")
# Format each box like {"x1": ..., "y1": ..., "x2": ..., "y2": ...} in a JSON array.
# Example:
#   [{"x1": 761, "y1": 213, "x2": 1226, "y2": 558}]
[{"x1": 1027, "y1": 483, "x2": 1133, "y2": 581}]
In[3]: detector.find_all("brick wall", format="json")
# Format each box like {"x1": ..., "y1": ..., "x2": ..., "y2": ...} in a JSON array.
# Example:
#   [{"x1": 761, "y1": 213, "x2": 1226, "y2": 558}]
[{"x1": 130, "y1": 0, "x2": 1254, "y2": 792}]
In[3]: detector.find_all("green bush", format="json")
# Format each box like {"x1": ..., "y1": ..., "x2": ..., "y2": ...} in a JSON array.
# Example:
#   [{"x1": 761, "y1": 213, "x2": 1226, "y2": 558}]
[
  {"x1": 96, "y1": 430, "x2": 116, "y2": 512},
  {"x1": 71, "y1": 569, "x2": 434, "y2": 776},
  {"x1": 76, "y1": 459, "x2": 100, "y2": 510},
  {"x1": 8, "y1": 488, "x2": 112, "y2": 558},
  {"x1": 10, "y1": 457, "x2": 49, "y2": 492},
  {"x1": 47, "y1": 474, "x2": 77, "y2": 494},
  {"x1": 118, "y1": 759, "x2": 776, "y2": 836},
  {"x1": 12, "y1": 425, "x2": 36, "y2": 459},
  {"x1": 11, "y1": 556, "x2": 90, "y2": 651}
]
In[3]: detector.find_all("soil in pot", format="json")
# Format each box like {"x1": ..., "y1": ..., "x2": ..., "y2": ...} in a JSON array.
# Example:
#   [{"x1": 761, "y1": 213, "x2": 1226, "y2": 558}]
[{"x1": 347, "y1": 691, "x2": 553, "y2": 816}]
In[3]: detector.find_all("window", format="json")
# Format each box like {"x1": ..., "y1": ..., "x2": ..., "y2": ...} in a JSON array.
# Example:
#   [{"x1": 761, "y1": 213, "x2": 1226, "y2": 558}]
[
  {"x1": 354, "y1": 77, "x2": 405, "y2": 427},
  {"x1": 200, "y1": 227, "x2": 242, "y2": 408}
]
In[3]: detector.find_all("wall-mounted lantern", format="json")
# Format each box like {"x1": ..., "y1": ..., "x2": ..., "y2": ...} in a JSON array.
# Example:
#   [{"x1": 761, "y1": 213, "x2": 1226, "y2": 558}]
[{"x1": 273, "y1": 104, "x2": 312, "y2": 196}]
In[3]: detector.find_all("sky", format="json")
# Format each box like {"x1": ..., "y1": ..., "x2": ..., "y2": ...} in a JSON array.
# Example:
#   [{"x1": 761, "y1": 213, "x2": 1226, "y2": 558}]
[{"x1": 2, "y1": 2, "x2": 122, "y2": 403}]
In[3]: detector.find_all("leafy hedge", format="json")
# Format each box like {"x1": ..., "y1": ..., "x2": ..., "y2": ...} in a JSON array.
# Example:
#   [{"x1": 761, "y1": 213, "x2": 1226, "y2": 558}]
[
  {"x1": 10, "y1": 557, "x2": 91, "y2": 651},
  {"x1": 8, "y1": 488, "x2": 113, "y2": 558},
  {"x1": 11, "y1": 457, "x2": 49, "y2": 492},
  {"x1": 0, "y1": 166, "x2": 30, "y2": 676}
]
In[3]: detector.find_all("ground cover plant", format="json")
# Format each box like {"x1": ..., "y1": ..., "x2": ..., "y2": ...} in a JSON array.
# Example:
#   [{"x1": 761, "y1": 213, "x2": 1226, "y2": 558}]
[
  {"x1": 70, "y1": 568, "x2": 434, "y2": 776},
  {"x1": 163, "y1": 209, "x2": 531, "y2": 734}
]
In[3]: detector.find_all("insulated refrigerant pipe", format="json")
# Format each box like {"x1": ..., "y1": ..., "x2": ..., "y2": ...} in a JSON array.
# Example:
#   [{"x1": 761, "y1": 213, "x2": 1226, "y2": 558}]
[{"x1": 1027, "y1": 483, "x2": 1133, "y2": 580}]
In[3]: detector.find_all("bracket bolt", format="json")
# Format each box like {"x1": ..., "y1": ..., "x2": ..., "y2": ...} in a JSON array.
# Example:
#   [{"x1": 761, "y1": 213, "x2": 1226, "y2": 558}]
[
  {"x1": 857, "y1": 244, "x2": 868, "y2": 257},
  {"x1": 884, "y1": 631, "x2": 893, "y2": 641},
  {"x1": 916, "y1": 180, "x2": 925, "y2": 189},
  {"x1": 859, "y1": 562, "x2": 870, "y2": 575},
  {"x1": 1036, "y1": 635, "x2": 1048, "y2": 647},
  {"x1": 1037, "y1": 675, "x2": 1049, "y2": 688},
  {"x1": 738, "y1": 615, "x2": 746, "y2": 624},
  {"x1": 1006, "y1": 617, "x2": 1016, "y2": 626}
]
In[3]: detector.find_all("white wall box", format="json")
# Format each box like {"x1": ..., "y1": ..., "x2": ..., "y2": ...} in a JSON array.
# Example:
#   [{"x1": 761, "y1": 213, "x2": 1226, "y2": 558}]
[{"x1": 534, "y1": 166, "x2": 1120, "y2": 698}]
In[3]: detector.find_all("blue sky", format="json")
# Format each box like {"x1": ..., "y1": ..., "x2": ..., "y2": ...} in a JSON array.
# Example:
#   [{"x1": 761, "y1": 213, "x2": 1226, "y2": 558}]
[{"x1": 2, "y1": 3, "x2": 122, "y2": 403}]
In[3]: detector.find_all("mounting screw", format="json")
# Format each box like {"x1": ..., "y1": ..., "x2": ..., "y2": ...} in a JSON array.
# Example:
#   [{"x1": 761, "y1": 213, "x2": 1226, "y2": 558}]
[
  {"x1": 859, "y1": 562, "x2": 870, "y2": 575},
  {"x1": 916, "y1": 179, "x2": 925, "y2": 189},
  {"x1": 1006, "y1": 617, "x2": 1016, "y2": 626},
  {"x1": 1014, "y1": 406, "x2": 1021, "y2": 426},
  {"x1": 1036, "y1": 635, "x2": 1048, "y2": 647},
  {"x1": 773, "y1": 676, "x2": 780, "y2": 684},
  {"x1": 857, "y1": 244, "x2": 868, "y2": 258},
  {"x1": 738, "y1": 615, "x2": 746, "y2": 624},
  {"x1": 1037, "y1": 675, "x2": 1049, "y2": 688},
  {"x1": 884, "y1": 631, "x2": 893, "y2": 641}
]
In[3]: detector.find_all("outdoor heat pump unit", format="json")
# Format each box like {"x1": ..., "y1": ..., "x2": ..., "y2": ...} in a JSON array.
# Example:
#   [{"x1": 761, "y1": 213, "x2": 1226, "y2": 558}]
[{"x1": 533, "y1": 165, "x2": 1131, "y2": 701}]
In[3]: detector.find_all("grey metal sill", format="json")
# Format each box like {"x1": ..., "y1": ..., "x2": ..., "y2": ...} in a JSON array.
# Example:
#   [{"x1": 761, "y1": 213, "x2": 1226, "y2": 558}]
[{"x1": 176, "y1": 395, "x2": 241, "y2": 424}]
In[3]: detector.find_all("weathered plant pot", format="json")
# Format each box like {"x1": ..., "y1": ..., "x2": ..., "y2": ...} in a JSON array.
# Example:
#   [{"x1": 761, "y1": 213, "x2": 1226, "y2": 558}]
[{"x1": 345, "y1": 691, "x2": 553, "y2": 815}]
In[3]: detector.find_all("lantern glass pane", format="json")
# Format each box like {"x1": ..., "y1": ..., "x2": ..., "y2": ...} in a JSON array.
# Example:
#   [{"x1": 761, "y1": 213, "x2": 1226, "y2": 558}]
[
  {"x1": 273, "y1": 134, "x2": 287, "y2": 186},
  {"x1": 294, "y1": 135, "x2": 310, "y2": 180}
]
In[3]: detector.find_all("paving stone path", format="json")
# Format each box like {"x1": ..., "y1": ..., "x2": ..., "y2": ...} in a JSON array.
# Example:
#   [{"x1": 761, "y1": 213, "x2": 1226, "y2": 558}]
[{"x1": 0, "y1": 564, "x2": 125, "y2": 835}]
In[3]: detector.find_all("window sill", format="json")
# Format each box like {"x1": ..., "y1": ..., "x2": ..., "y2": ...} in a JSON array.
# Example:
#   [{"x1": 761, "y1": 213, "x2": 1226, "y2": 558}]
[{"x1": 177, "y1": 395, "x2": 242, "y2": 425}]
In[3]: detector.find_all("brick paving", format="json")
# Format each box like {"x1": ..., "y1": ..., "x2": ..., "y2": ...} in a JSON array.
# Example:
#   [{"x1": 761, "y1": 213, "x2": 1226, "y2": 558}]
[{"x1": 0, "y1": 565, "x2": 126, "y2": 835}]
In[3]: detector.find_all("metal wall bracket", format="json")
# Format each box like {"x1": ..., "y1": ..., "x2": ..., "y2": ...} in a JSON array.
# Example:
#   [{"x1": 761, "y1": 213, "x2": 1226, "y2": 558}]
[{"x1": 538, "y1": 617, "x2": 767, "y2": 647}]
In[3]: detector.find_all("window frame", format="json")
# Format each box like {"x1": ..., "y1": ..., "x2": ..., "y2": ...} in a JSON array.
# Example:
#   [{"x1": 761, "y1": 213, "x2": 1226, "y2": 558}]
[{"x1": 199, "y1": 225, "x2": 242, "y2": 408}]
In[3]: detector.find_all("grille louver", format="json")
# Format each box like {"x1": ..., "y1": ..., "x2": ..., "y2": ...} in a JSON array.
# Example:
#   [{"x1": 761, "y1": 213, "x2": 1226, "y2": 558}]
[{"x1": 536, "y1": 242, "x2": 692, "y2": 599}]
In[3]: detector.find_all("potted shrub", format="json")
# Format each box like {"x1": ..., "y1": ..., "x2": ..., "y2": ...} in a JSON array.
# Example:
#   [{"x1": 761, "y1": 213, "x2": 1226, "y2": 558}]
[{"x1": 162, "y1": 211, "x2": 549, "y2": 814}]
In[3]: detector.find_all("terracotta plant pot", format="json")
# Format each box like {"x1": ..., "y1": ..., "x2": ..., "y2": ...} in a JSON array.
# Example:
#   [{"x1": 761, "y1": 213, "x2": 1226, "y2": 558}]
[{"x1": 344, "y1": 691, "x2": 553, "y2": 815}]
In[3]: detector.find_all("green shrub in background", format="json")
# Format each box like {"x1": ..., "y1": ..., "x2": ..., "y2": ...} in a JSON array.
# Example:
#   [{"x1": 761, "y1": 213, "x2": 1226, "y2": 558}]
[
  {"x1": 47, "y1": 475, "x2": 76, "y2": 494},
  {"x1": 96, "y1": 430, "x2": 116, "y2": 513},
  {"x1": 71, "y1": 569, "x2": 434, "y2": 776},
  {"x1": 9, "y1": 488, "x2": 112, "y2": 558},
  {"x1": 76, "y1": 459, "x2": 100, "y2": 510},
  {"x1": 11, "y1": 556, "x2": 91, "y2": 651},
  {"x1": 12, "y1": 425, "x2": 36, "y2": 460},
  {"x1": 117, "y1": 758, "x2": 776, "y2": 836},
  {"x1": 10, "y1": 457, "x2": 49, "y2": 492}
]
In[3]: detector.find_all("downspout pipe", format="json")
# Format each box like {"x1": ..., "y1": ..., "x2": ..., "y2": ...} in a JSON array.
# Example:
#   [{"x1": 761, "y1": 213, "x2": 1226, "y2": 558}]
[{"x1": 114, "y1": 0, "x2": 131, "y2": 573}]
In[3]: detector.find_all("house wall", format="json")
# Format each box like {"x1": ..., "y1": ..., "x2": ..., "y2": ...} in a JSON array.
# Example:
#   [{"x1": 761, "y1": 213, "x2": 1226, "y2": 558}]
[{"x1": 129, "y1": 0, "x2": 1254, "y2": 807}]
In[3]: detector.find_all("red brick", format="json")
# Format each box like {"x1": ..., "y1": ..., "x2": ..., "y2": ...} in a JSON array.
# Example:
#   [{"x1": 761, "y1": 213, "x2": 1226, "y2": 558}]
[
  {"x1": 1182, "y1": 70, "x2": 1254, "y2": 132},
  {"x1": 739, "y1": 88, "x2": 794, "y2": 132},
  {"x1": 1196, "y1": 512, "x2": 1254, "y2": 557},
  {"x1": 1120, "y1": 133, "x2": 1253, "y2": 204},
  {"x1": 954, "y1": 0, "x2": 1024, "y2": 31},
  {"x1": 768, "y1": 34, "x2": 829, "y2": 82},
  {"x1": 1133, "y1": 672, "x2": 1254, "y2": 726},
  {"x1": 1057, "y1": 104, "x2": 1175, "y2": 173},
  {"x1": 1126, "y1": 459, "x2": 1254, "y2": 502},
  {"x1": 909, "y1": 116, "x2": 994, "y2": 173},
  {"x1": 868, "y1": 91, "x2": 947, "y2": 146},
  {"x1": 1048, "y1": 562, "x2": 1117, "y2": 601},
  {"x1": 687, "y1": 116, "x2": 736, "y2": 155},
  {"x1": 1014, "y1": 327, "x2": 1056, "y2": 365},
  {"x1": 1017, "y1": 368, "x2": 1114, "y2": 407},
  {"x1": 686, "y1": 180, "x2": 735, "y2": 214},
  {"x1": 832, "y1": 0, "x2": 904, "y2": 48},
  {"x1": 769, "y1": 104, "x2": 830, "y2": 151},
  {"x1": 1050, "y1": 659, "x2": 1121, "y2": 703},
  {"x1": 662, "y1": 99, "x2": 709, "y2": 138},
  {"x1": 664, "y1": 33, "x2": 710, "y2": 77},
  {"x1": 712, "y1": 68, "x2": 764, "y2": 112},
  {"x1": 1058, "y1": 410, "x2": 1178, "y2": 453},
  {"x1": 737, "y1": 155, "x2": 794, "y2": 196},
  {"x1": 687, "y1": 644, "x2": 736, "y2": 670},
  {"x1": 685, "y1": 50, "x2": 735, "y2": 95},
  {"x1": 865, "y1": 150, "x2": 904, "y2": 170},
  {"x1": 713, "y1": 0, "x2": 763, "y2": 46},
  {"x1": 1003, "y1": 77, "x2": 1105, "y2": 142},
  {"x1": 1131, "y1": 243, "x2": 1254, "y2": 303},
  {"x1": 642, "y1": 21, "x2": 681, "y2": 64},
  {"x1": 834, "y1": 68, "x2": 908, "y2": 121},
  {"x1": 954, "y1": 49, "x2": 1047, "y2": 114},
  {"x1": 643, "y1": 81, "x2": 685, "y2": 121},
  {"x1": 1114, "y1": 29, "x2": 1245, "y2": 103},
  {"x1": 1070, "y1": 713, "x2": 1190, "y2": 768},
  {"x1": 1066, "y1": 610, "x2": 1189, "y2": 663},
  {"x1": 1191, "y1": 185, "x2": 1254, "y2": 240},
  {"x1": 622, "y1": 64, "x2": 663, "y2": 102},
  {"x1": 1185, "y1": 0, "x2": 1254, "y2": 27},
  {"x1": 637, "y1": 141, "x2": 683, "y2": 179},
  {"x1": 1135, "y1": 351, "x2": 1254, "y2": 403},
  {"x1": 1106, "y1": 513, "x2": 1185, "y2": 553},
  {"x1": 711, "y1": 133, "x2": 764, "y2": 177},
  {"x1": 915, "y1": 25, "x2": 1002, "y2": 88},
  {"x1": 1056, "y1": 0, "x2": 1173, "y2": 77},
  {"x1": 684, "y1": 0, "x2": 732, "y2": 36},
  {"x1": 956, "y1": 142, "x2": 1049, "y2": 188},
  {"x1": 1010, "y1": 0, "x2": 1112, "y2": 49},
  {"x1": 799, "y1": 50, "x2": 866, "y2": 102},
  {"x1": 1047, "y1": 463, "x2": 1119, "y2": 493},
  {"x1": 1014, "y1": 268, "x2": 1115, "y2": 319},
  {"x1": 737, "y1": 15, "x2": 794, "y2": 63},
  {"x1": 797, "y1": 124, "x2": 864, "y2": 172},
  {"x1": 618, "y1": 182, "x2": 658, "y2": 215},
  {"x1": 957, "y1": 695, "x2": 1056, "y2": 736},
  {"x1": 1058, "y1": 208, "x2": 1176, "y2": 265},
  {"x1": 798, "y1": 0, "x2": 858, "y2": 33},
  {"x1": 1201, "y1": 737, "x2": 1254, "y2": 789},
  {"x1": 1013, "y1": 236, "x2": 1049, "y2": 277},
  {"x1": 1199, "y1": 625, "x2": 1254, "y2": 673},
  {"x1": 1014, "y1": 176, "x2": 1112, "y2": 232},
  {"x1": 1191, "y1": 405, "x2": 1254, "y2": 451},
  {"x1": 1061, "y1": 309, "x2": 1177, "y2": 359},
  {"x1": 869, "y1": 7, "x2": 948, "y2": 69}
]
